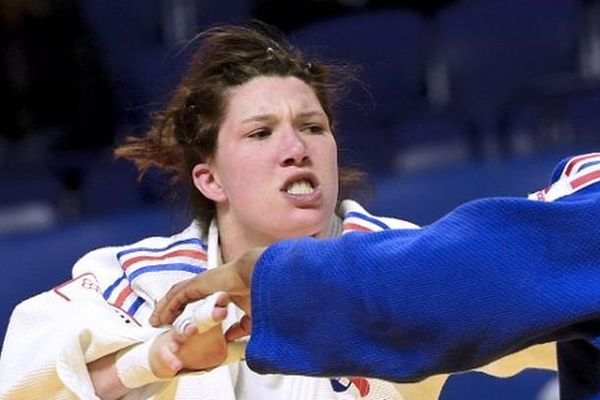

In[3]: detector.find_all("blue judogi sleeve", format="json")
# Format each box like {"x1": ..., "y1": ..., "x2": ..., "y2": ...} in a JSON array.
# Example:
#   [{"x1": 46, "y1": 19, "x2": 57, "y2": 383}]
[{"x1": 246, "y1": 154, "x2": 600, "y2": 395}]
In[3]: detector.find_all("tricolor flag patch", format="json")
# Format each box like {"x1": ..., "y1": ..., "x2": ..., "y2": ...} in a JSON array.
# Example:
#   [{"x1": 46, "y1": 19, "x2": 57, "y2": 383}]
[{"x1": 103, "y1": 237, "x2": 208, "y2": 317}]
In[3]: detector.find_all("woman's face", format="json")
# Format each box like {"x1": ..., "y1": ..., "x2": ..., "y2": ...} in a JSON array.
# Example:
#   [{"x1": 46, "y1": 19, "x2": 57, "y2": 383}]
[{"x1": 193, "y1": 76, "x2": 339, "y2": 246}]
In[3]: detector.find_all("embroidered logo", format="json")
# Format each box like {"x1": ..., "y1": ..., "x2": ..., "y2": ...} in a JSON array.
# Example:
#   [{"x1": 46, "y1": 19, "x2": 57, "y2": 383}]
[
  {"x1": 53, "y1": 273, "x2": 100, "y2": 301},
  {"x1": 330, "y1": 377, "x2": 371, "y2": 397}
]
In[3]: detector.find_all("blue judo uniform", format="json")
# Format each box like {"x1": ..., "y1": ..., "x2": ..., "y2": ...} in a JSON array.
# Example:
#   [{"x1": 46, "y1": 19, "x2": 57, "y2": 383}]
[{"x1": 246, "y1": 153, "x2": 600, "y2": 399}]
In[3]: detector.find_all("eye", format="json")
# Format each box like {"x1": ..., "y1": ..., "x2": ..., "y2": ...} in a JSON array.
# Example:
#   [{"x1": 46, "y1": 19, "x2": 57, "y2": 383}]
[
  {"x1": 304, "y1": 124, "x2": 325, "y2": 135},
  {"x1": 247, "y1": 128, "x2": 271, "y2": 140}
]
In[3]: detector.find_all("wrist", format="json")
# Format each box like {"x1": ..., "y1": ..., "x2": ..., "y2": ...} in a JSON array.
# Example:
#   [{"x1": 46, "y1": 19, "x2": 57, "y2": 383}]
[{"x1": 115, "y1": 338, "x2": 168, "y2": 389}]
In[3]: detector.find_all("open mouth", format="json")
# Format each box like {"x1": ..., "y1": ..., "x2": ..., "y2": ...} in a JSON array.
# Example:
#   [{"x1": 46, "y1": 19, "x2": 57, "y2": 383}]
[
  {"x1": 281, "y1": 174, "x2": 319, "y2": 196},
  {"x1": 285, "y1": 179, "x2": 315, "y2": 195}
]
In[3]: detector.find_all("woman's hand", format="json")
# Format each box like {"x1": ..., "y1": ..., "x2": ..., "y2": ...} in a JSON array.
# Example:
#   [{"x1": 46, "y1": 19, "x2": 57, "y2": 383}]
[
  {"x1": 150, "y1": 292, "x2": 231, "y2": 377},
  {"x1": 89, "y1": 292, "x2": 232, "y2": 399}
]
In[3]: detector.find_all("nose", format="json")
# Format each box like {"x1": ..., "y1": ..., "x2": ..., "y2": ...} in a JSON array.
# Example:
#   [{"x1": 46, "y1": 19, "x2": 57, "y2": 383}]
[{"x1": 279, "y1": 127, "x2": 309, "y2": 167}]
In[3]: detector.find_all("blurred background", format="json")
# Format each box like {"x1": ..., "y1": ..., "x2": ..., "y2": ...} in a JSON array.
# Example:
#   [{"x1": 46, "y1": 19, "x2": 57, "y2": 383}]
[{"x1": 3, "y1": 0, "x2": 600, "y2": 397}]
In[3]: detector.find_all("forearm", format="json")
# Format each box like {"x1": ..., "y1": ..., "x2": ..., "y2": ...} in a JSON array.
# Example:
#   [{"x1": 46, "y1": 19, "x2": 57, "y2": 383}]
[
  {"x1": 88, "y1": 353, "x2": 129, "y2": 400},
  {"x1": 87, "y1": 337, "x2": 172, "y2": 400},
  {"x1": 247, "y1": 195, "x2": 600, "y2": 381},
  {"x1": 88, "y1": 319, "x2": 232, "y2": 398},
  {"x1": 88, "y1": 334, "x2": 174, "y2": 400}
]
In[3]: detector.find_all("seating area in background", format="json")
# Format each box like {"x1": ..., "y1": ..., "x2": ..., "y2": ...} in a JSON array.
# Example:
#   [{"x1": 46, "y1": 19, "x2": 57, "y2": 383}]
[
  {"x1": 2, "y1": 0, "x2": 600, "y2": 235},
  {"x1": 289, "y1": 0, "x2": 599, "y2": 176},
  {"x1": 2, "y1": 1, "x2": 599, "y2": 397},
  {"x1": 290, "y1": 9, "x2": 429, "y2": 173},
  {"x1": 370, "y1": 150, "x2": 576, "y2": 225}
]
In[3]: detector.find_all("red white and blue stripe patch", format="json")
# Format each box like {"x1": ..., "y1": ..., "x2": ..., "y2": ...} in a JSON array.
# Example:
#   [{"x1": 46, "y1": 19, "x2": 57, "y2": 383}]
[
  {"x1": 117, "y1": 237, "x2": 207, "y2": 279},
  {"x1": 103, "y1": 274, "x2": 147, "y2": 316},
  {"x1": 342, "y1": 211, "x2": 390, "y2": 234},
  {"x1": 560, "y1": 152, "x2": 600, "y2": 179},
  {"x1": 529, "y1": 152, "x2": 600, "y2": 202},
  {"x1": 103, "y1": 237, "x2": 208, "y2": 316}
]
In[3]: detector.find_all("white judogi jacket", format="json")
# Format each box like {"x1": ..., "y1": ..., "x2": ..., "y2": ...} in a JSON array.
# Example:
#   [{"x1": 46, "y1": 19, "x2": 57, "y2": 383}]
[{"x1": 0, "y1": 200, "x2": 555, "y2": 399}]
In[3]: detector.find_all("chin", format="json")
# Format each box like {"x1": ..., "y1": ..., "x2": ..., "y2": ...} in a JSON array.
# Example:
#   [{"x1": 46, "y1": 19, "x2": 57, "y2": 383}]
[{"x1": 278, "y1": 212, "x2": 329, "y2": 239}]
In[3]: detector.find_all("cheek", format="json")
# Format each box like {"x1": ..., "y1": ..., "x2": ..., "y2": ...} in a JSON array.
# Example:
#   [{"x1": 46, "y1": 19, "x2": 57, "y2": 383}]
[
  {"x1": 319, "y1": 141, "x2": 339, "y2": 200},
  {"x1": 331, "y1": 145, "x2": 339, "y2": 169},
  {"x1": 326, "y1": 141, "x2": 339, "y2": 179},
  {"x1": 219, "y1": 157, "x2": 269, "y2": 202},
  {"x1": 223, "y1": 170, "x2": 257, "y2": 198}
]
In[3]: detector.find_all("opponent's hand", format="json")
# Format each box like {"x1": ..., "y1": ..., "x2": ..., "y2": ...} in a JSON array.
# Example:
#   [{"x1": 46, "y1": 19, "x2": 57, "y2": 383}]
[{"x1": 149, "y1": 247, "x2": 265, "y2": 328}]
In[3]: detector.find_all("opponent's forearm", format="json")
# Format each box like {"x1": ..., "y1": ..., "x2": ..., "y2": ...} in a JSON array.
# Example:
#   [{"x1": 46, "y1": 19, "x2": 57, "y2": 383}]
[{"x1": 248, "y1": 195, "x2": 600, "y2": 381}]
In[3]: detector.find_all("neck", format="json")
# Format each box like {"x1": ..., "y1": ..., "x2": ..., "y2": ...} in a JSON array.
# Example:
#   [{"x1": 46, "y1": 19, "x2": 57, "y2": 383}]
[
  {"x1": 215, "y1": 206, "x2": 337, "y2": 263},
  {"x1": 216, "y1": 215, "x2": 272, "y2": 264}
]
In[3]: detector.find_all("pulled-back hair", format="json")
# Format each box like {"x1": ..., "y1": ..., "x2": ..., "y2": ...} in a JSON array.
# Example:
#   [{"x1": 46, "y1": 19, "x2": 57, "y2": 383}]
[{"x1": 115, "y1": 23, "x2": 363, "y2": 228}]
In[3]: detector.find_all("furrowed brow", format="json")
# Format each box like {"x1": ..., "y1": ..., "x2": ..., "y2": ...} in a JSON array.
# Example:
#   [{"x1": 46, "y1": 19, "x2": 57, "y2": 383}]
[{"x1": 241, "y1": 114, "x2": 275, "y2": 124}]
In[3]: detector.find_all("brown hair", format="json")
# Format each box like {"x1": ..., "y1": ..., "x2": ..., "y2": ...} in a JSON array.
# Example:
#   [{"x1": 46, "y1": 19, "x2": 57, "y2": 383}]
[{"x1": 115, "y1": 23, "x2": 364, "y2": 228}]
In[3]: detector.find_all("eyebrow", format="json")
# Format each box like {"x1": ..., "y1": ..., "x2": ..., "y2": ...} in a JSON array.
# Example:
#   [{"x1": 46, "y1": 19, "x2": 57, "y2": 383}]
[
  {"x1": 241, "y1": 114, "x2": 274, "y2": 124},
  {"x1": 240, "y1": 110, "x2": 327, "y2": 124},
  {"x1": 297, "y1": 110, "x2": 327, "y2": 119}
]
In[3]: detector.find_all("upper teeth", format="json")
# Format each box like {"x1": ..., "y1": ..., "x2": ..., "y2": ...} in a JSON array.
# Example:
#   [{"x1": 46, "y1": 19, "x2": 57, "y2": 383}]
[{"x1": 286, "y1": 180, "x2": 315, "y2": 195}]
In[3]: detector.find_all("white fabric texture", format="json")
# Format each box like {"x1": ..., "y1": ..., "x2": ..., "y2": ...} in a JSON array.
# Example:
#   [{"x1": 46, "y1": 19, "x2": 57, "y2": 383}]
[
  {"x1": 0, "y1": 200, "x2": 412, "y2": 399},
  {"x1": 0, "y1": 199, "x2": 554, "y2": 399}
]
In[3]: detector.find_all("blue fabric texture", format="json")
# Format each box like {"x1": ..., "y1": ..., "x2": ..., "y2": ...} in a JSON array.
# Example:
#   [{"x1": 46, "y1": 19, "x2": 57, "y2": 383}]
[{"x1": 246, "y1": 156, "x2": 600, "y2": 398}]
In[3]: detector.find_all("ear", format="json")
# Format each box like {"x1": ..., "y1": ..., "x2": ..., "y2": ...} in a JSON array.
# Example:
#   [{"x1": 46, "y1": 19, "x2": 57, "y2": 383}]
[{"x1": 192, "y1": 163, "x2": 227, "y2": 203}]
